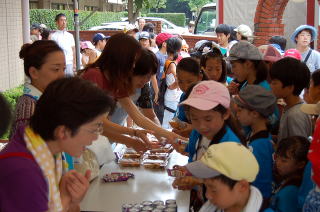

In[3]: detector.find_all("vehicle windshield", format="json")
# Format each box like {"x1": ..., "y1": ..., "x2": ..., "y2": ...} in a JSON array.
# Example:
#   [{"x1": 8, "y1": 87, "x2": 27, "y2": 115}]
[{"x1": 195, "y1": 7, "x2": 216, "y2": 34}]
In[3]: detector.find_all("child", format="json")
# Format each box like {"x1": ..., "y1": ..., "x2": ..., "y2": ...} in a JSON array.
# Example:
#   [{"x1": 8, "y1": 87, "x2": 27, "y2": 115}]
[
  {"x1": 215, "y1": 24, "x2": 231, "y2": 56},
  {"x1": 227, "y1": 41, "x2": 270, "y2": 95},
  {"x1": 161, "y1": 37, "x2": 183, "y2": 129},
  {"x1": 172, "y1": 81, "x2": 244, "y2": 192},
  {"x1": 233, "y1": 85, "x2": 276, "y2": 207},
  {"x1": 186, "y1": 142, "x2": 262, "y2": 212},
  {"x1": 291, "y1": 25, "x2": 320, "y2": 73},
  {"x1": 269, "y1": 57, "x2": 312, "y2": 141},
  {"x1": 266, "y1": 136, "x2": 310, "y2": 212},
  {"x1": 200, "y1": 47, "x2": 227, "y2": 84},
  {"x1": 173, "y1": 57, "x2": 204, "y2": 137}
]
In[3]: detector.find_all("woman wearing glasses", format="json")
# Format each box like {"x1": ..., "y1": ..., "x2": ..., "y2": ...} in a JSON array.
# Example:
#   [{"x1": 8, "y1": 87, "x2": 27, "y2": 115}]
[{"x1": 0, "y1": 78, "x2": 114, "y2": 212}]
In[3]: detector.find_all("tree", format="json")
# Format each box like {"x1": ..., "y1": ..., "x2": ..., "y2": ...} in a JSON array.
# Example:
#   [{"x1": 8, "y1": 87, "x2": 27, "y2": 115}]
[
  {"x1": 184, "y1": 0, "x2": 211, "y2": 14},
  {"x1": 127, "y1": 0, "x2": 165, "y2": 24}
]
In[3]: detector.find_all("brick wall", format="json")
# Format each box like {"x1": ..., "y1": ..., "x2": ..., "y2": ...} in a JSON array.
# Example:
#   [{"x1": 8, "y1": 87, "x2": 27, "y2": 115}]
[
  {"x1": 253, "y1": 0, "x2": 289, "y2": 46},
  {"x1": 0, "y1": 0, "x2": 24, "y2": 91}
]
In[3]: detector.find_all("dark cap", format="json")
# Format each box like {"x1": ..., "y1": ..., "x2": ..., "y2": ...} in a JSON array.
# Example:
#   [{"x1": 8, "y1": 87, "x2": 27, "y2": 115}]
[
  {"x1": 227, "y1": 41, "x2": 262, "y2": 61},
  {"x1": 233, "y1": 85, "x2": 276, "y2": 117},
  {"x1": 31, "y1": 23, "x2": 41, "y2": 30},
  {"x1": 92, "y1": 33, "x2": 110, "y2": 45}
]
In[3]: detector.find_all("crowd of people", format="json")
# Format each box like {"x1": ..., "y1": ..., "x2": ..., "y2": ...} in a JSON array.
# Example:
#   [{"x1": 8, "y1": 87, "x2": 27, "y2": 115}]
[{"x1": 0, "y1": 13, "x2": 320, "y2": 212}]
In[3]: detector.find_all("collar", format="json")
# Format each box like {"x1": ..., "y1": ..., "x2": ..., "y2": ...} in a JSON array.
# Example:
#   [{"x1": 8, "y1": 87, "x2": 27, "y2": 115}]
[
  {"x1": 210, "y1": 124, "x2": 227, "y2": 145},
  {"x1": 248, "y1": 130, "x2": 269, "y2": 143},
  {"x1": 23, "y1": 83, "x2": 42, "y2": 101}
]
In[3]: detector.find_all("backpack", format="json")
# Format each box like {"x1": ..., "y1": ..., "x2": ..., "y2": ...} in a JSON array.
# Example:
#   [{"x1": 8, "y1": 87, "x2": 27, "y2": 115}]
[{"x1": 158, "y1": 61, "x2": 176, "y2": 107}]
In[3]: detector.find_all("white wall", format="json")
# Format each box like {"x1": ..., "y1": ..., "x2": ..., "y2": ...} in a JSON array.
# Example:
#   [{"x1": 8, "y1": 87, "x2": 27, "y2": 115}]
[{"x1": 0, "y1": 0, "x2": 24, "y2": 91}]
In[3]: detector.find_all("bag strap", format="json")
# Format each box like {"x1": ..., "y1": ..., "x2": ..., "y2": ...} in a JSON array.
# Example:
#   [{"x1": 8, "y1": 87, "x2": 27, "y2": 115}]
[
  {"x1": 304, "y1": 49, "x2": 313, "y2": 63},
  {"x1": 0, "y1": 152, "x2": 35, "y2": 162}
]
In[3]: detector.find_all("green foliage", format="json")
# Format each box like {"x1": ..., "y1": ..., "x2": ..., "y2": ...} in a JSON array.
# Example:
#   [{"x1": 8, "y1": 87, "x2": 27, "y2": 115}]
[
  {"x1": 30, "y1": 9, "x2": 127, "y2": 30},
  {"x1": 0, "y1": 85, "x2": 23, "y2": 139},
  {"x1": 146, "y1": 13, "x2": 186, "y2": 26},
  {"x1": 183, "y1": 0, "x2": 211, "y2": 13}
]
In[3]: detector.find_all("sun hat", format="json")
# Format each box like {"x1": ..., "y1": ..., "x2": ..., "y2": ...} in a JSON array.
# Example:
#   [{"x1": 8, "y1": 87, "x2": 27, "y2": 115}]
[
  {"x1": 301, "y1": 101, "x2": 320, "y2": 115},
  {"x1": 186, "y1": 142, "x2": 259, "y2": 182},
  {"x1": 234, "y1": 24, "x2": 253, "y2": 38},
  {"x1": 290, "y1": 25, "x2": 317, "y2": 44},
  {"x1": 80, "y1": 41, "x2": 95, "y2": 50}
]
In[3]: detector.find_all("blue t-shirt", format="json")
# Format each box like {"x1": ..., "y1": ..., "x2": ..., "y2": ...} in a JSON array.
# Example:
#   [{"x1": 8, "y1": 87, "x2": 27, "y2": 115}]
[
  {"x1": 267, "y1": 185, "x2": 300, "y2": 212},
  {"x1": 241, "y1": 80, "x2": 271, "y2": 91},
  {"x1": 298, "y1": 162, "x2": 315, "y2": 209},
  {"x1": 249, "y1": 131, "x2": 274, "y2": 198},
  {"x1": 176, "y1": 93, "x2": 188, "y2": 122},
  {"x1": 185, "y1": 125, "x2": 241, "y2": 163}
]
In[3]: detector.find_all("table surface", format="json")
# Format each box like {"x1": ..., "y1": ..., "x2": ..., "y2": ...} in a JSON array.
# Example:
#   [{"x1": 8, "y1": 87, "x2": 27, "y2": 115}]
[{"x1": 80, "y1": 150, "x2": 190, "y2": 212}]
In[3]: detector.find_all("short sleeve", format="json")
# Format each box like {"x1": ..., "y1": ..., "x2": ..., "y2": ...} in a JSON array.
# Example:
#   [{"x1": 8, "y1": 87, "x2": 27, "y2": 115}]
[{"x1": 0, "y1": 160, "x2": 48, "y2": 212}]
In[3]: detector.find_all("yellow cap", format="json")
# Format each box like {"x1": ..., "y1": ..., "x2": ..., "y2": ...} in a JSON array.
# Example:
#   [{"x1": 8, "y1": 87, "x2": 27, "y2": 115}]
[{"x1": 186, "y1": 142, "x2": 259, "y2": 182}]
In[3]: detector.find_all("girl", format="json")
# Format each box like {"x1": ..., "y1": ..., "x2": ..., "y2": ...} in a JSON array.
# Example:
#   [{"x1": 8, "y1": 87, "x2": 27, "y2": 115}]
[
  {"x1": 172, "y1": 81, "x2": 245, "y2": 210},
  {"x1": 200, "y1": 47, "x2": 227, "y2": 84},
  {"x1": 0, "y1": 78, "x2": 114, "y2": 211},
  {"x1": 81, "y1": 33, "x2": 183, "y2": 150},
  {"x1": 11, "y1": 40, "x2": 65, "y2": 138},
  {"x1": 266, "y1": 136, "x2": 310, "y2": 212},
  {"x1": 227, "y1": 41, "x2": 270, "y2": 95},
  {"x1": 161, "y1": 36, "x2": 183, "y2": 129}
]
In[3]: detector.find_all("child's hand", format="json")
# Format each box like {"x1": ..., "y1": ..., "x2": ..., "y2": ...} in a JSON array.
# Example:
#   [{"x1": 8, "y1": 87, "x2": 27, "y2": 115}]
[
  {"x1": 227, "y1": 81, "x2": 240, "y2": 95},
  {"x1": 172, "y1": 176, "x2": 203, "y2": 190},
  {"x1": 173, "y1": 124, "x2": 192, "y2": 137}
]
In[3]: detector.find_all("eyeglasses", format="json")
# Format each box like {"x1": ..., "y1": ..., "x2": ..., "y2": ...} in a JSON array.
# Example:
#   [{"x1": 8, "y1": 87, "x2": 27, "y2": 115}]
[{"x1": 82, "y1": 122, "x2": 104, "y2": 135}]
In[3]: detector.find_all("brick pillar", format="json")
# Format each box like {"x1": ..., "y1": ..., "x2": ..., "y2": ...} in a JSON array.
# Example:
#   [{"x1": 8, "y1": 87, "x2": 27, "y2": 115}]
[{"x1": 253, "y1": 0, "x2": 288, "y2": 46}]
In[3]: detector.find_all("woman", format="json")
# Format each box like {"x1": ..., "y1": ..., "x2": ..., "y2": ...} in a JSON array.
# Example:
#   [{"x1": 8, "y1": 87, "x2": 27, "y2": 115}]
[
  {"x1": 81, "y1": 33, "x2": 184, "y2": 148},
  {"x1": 0, "y1": 78, "x2": 114, "y2": 211},
  {"x1": 11, "y1": 40, "x2": 65, "y2": 138}
]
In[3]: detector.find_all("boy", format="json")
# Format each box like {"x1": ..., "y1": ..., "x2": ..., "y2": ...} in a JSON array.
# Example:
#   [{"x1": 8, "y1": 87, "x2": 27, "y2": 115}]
[
  {"x1": 186, "y1": 142, "x2": 262, "y2": 212},
  {"x1": 269, "y1": 57, "x2": 312, "y2": 141},
  {"x1": 215, "y1": 24, "x2": 231, "y2": 56},
  {"x1": 153, "y1": 33, "x2": 173, "y2": 123},
  {"x1": 233, "y1": 85, "x2": 276, "y2": 204},
  {"x1": 291, "y1": 25, "x2": 320, "y2": 73}
]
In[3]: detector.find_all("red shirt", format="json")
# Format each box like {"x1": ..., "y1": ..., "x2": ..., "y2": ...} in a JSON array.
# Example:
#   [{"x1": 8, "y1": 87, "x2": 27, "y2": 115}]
[
  {"x1": 309, "y1": 118, "x2": 320, "y2": 186},
  {"x1": 81, "y1": 67, "x2": 129, "y2": 99}
]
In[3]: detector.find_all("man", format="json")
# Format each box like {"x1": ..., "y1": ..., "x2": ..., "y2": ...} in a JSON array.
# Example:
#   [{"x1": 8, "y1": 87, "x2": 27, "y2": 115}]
[
  {"x1": 138, "y1": 18, "x2": 146, "y2": 32},
  {"x1": 291, "y1": 25, "x2": 320, "y2": 73},
  {"x1": 51, "y1": 13, "x2": 76, "y2": 77},
  {"x1": 92, "y1": 33, "x2": 110, "y2": 56}
]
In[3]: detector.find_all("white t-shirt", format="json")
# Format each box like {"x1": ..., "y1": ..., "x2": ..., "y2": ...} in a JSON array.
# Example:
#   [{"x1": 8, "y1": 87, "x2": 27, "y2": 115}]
[
  {"x1": 51, "y1": 30, "x2": 75, "y2": 65},
  {"x1": 164, "y1": 73, "x2": 182, "y2": 102}
]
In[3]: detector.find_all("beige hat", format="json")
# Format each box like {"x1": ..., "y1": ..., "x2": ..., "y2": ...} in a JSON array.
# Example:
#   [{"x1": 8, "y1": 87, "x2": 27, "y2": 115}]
[
  {"x1": 234, "y1": 24, "x2": 253, "y2": 38},
  {"x1": 186, "y1": 142, "x2": 259, "y2": 182},
  {"x1": 301, "y1": 101, "x2": 320, "y2": 115}
]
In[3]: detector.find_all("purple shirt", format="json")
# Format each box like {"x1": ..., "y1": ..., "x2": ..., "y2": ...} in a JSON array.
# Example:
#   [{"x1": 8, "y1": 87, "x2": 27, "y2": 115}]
[{"x1": 0, "y1": 127, "x2": 48, "y2": 212}]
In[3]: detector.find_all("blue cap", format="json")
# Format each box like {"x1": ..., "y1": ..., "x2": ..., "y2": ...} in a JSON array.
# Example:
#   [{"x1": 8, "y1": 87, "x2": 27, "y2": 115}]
[
  {"x1": 92, "y1": 33, "x2": 110, "y2": 44},
  {"x1": 290, "y1": 25, "x2": 317, "y2": 44}
]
